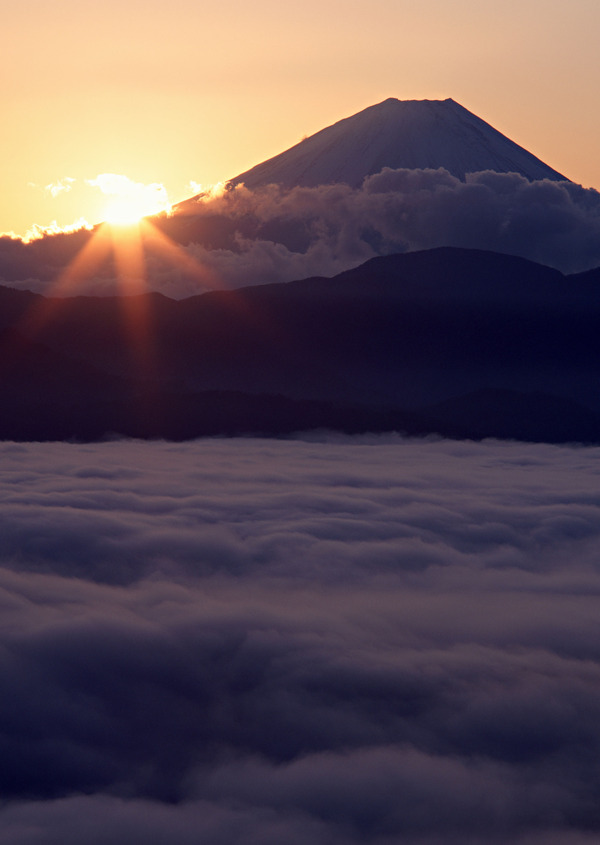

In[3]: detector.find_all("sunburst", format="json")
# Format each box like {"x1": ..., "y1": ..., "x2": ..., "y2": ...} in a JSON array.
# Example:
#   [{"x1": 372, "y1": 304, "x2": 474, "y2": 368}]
[{"x1": 8, "y1": 210, "x2": 219, "y2": 386}]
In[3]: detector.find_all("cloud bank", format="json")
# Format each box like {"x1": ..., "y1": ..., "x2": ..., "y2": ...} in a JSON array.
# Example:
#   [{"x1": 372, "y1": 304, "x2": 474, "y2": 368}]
[
  {"x1": 1, "y1": 434, "x2": 600, "y2": 842},
  {"x1": 2, "y1": 168, "x2": 600, "y2": 297},
  {"x1": 176, "y1": 170, "x2": 600, "y2": 293}
]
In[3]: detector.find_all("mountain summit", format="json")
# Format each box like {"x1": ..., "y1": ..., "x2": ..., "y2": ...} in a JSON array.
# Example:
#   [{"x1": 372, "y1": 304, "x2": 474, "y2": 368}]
[{"x1": 230, "y1": 98, "x2": 567, "y2": 189}]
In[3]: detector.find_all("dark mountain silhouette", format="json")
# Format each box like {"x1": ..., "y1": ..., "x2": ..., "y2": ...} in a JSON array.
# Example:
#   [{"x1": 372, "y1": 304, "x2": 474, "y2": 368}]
[
  {"x1": 424, "y1": 389, "x2": 600, "y2": 443},
  {"x1": 1, "y1": 246, "x2": 599, "y2": 442}
]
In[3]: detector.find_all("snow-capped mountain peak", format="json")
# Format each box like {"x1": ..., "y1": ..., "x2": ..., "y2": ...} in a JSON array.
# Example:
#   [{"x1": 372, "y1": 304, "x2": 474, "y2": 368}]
[{"x1": 229, "y1": 97, "x2": 567, "y2": 189}]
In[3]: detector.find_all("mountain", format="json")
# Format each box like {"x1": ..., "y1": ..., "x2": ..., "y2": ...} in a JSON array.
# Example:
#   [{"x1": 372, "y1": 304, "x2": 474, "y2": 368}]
[
  {"x1": 1, "y1": 247, "x2": 599, "y2": 443},
  {"x1": 226, "y1": 98, "x2": 567, "y2": 190}
]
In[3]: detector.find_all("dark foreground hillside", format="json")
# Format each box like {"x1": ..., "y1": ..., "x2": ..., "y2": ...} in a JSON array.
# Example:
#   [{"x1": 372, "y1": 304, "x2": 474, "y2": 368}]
[{"x1": 1, "y1": 247, "x2": 599, "y2": 442}]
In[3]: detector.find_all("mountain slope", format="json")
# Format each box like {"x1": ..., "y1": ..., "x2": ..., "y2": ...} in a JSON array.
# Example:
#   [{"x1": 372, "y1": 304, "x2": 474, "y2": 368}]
[{"x1": 228, "y1": 98, "x2": 567, "y2": 190}]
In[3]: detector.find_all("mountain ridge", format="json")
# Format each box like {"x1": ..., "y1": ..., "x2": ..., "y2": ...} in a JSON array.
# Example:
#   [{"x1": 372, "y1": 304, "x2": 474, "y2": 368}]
[{"x1": 1, "y1": 246, "x2": 599, "y2": 443}]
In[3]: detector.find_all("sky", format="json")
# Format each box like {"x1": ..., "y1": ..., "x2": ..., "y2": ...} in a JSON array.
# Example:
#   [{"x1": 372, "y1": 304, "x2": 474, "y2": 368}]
[
  {"x1": 3, "y1": 0, "x2": 600, "y2": 238},
  {"x1": 2, "y1": 433, "x2": 600, "y2": 843}
]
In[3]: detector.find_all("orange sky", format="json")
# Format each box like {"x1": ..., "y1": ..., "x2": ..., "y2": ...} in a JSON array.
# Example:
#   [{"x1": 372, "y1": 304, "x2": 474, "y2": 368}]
[{"x1": 3, "y1": 0, "x2": 599, "y2": 238}]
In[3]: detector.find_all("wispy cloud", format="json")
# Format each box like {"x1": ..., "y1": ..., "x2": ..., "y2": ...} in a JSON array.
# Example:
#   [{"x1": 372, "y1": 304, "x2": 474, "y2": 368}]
[{"x1": 44, "y1": 176, "x2": 76, "y2": 198}]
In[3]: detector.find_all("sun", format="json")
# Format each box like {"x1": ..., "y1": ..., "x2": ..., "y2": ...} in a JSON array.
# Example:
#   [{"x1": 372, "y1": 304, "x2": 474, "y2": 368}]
[
  {"x1": 104, "y1": 196, "x2": 154, "y2": 226},
  {"x1": 87, "y1": 173, "x2": 172, "y2": 227}
]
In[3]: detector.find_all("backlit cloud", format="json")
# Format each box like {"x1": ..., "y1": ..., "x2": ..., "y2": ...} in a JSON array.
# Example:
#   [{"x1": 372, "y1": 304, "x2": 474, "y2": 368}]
[
  {"x1": 21, "y1": 216, "x2": 93, "y2": 243},
  {"x1": 44, "y1": 176, "x2": 76, "y2": 198},
  {"x1": 0, "y1": 435, "x2": 600, "y2": 842}
]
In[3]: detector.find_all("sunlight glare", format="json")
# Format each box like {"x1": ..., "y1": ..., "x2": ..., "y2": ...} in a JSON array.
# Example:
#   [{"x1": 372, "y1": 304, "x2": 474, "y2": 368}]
[
  {"x1": 104, "y1": 198, "x2": 153, "y2": 226},
  {"x1": 88, "y1": 173, "x2": 171, "y2": 226}
]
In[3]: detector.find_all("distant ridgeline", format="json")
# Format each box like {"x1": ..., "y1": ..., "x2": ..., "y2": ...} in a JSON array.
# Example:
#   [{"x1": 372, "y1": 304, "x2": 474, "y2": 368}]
[{"x1": 0, "y1": 247, "x2": 599, "y2": 443}]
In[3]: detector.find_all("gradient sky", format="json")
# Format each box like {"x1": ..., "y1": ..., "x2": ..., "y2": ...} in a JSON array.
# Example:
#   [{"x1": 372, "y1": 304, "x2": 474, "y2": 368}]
[{"x1": 3, "y1": 0, "x2": 600, "y2": 237}]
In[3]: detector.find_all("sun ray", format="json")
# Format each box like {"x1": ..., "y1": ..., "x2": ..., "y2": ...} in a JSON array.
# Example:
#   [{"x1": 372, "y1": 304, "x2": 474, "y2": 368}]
[
  {"x1": 110, "y1": 222, "x2": 147, "y2": 297},
  {"x1": 137, "y1": 219, "x2": 285, "y2": 351},
  {"x1": 9, "y1": 224, "x2": 113, "y2": 346},
  {"x1": 140, "y1": 219, "x2": 297, "y2": 368},
  {"x1": 139, "y1": 219, "x2": 222, "y2": 292},
  {"x1": 141, "y1": 218, "x2": 295, "y2": 344},
  {"x1": 49, "y1": 224, "x2": 113, "y2": 297},
  {"x1": 108, "y1": 221, "x2": 157, "y2": 383},
  {"x1": 1, "y1": 211, "x2": 263, "y2": 415}
]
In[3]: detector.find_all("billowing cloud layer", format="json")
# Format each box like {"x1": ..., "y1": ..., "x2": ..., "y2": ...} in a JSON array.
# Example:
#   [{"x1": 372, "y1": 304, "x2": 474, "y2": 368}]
[
  {"x1": 2, "y1": 168, "x2": 600, "y2": 298},
  {"x1": 176, "y1": 171, "x2": 600, "y2": 293},
  {"x1": 1, "y1": 435, "x2": 600, "y2": 842}
]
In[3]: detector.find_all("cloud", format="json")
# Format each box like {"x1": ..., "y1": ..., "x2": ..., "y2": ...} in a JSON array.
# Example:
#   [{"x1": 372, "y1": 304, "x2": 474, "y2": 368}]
[
  {"x1": 21, "y1": 217, "x2": 93, "y2": 244},
  {"x1": 186, "y1": 181, "x2": 227, "y2": 199},
  {"x1": 3, "y1": 168, "x2": 600, "y2": 297},
  {"x1": 175, "y1": 171, "x2": 600, "y2": 290},
  {"x1": 44, "y1": 177, "x2": 76, "y2": 198},
  {"x1": 1, "y1": 435, "x2": 600, "y2": 841}
]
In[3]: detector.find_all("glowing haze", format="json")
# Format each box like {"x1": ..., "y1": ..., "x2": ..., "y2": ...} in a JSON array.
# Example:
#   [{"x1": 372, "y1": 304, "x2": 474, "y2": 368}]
[
  {"x1": 2, "y1": 0, "x2": 600, "y2": 238},
  {"x1": 87, "y1": 174, "x2": 171, "y2": 225}
]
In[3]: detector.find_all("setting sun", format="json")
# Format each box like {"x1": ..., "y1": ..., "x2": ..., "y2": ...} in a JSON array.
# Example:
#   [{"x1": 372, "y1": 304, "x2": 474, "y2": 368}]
[
  {"x1": 103, "y1": 198, "x2": 152, "y2": 226},
  {"x1": 87, "y1": 173, "x2": 171, "y2": 226}
]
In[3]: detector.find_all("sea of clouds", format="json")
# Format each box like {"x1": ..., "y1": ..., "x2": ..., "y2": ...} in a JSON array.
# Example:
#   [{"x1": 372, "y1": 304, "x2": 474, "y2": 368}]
[{"x1": 2, "y1": 433, "x2": 600, "y2": 843}]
